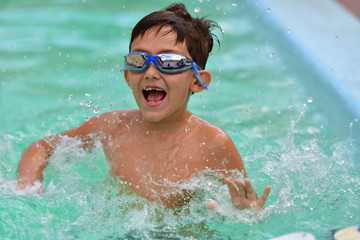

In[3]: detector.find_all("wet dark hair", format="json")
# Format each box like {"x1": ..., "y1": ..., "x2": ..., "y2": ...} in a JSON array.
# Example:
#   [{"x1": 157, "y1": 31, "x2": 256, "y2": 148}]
[{"x1": 129, "y1": 3, "x2": 221, "y2": 69}]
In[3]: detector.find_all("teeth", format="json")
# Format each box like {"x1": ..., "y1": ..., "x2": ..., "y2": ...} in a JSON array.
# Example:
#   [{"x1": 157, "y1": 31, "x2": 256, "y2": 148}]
[{"x1": 143, "y1": 87, "x2": 164, "y2": 91}]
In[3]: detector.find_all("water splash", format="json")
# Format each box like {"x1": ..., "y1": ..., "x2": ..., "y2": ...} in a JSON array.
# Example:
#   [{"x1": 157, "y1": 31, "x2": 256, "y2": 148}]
[{"x1": 1, "y1": 122, "x2": 359, "y2": 239}]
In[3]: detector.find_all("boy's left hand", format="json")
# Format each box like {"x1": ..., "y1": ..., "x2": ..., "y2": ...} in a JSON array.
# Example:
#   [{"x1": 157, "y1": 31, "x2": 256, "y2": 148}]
[{"x1": 208, "y1": 178, "x2": 271, "y2": 210}]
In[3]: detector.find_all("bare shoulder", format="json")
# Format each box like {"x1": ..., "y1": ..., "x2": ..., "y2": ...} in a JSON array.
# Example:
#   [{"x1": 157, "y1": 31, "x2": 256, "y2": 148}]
[
  {"x1": 189, "y1": 114, "x2": 244, "y2": 171},
  {"x1": 190, "y1": 114, "x2": 232, "y2": 145},
  {"x1": 61, "y1": 109, "x2": 140, "y2": 138},
  {"x1": 91, "y1": 109, "x2": 139, "y2": 122},
  {"x1": 85, "y1": 109, "x2": 140, "y2": 130}
]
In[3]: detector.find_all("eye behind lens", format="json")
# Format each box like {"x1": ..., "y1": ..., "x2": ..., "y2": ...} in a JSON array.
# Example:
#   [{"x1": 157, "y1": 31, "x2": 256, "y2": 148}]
[{"x1": 125, "y1": 53, "x2": 147, "y2": 68}]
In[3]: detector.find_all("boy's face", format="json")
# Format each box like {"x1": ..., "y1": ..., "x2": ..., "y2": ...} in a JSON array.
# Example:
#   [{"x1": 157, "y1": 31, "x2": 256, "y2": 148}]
[{"x1": 124, "y1": 26, "x2": 198, "y2": 123}]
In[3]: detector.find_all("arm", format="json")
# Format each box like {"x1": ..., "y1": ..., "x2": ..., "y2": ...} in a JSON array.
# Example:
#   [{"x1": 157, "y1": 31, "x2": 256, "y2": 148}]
[
  {"x1": 17, "y1": 113, "x2": 111, "y2": 189},
  {"x1": 17, "y1": 139, "x2": 53, "y2": 188},
  {"x1": 207, "y1": 130, "x2": 271, "y2": 210}
]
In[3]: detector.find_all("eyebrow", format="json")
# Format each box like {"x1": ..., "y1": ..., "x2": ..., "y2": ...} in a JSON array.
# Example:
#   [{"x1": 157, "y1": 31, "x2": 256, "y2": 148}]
[{"x1": 130, "y1": 49, "x2": 186, "y2": 56}]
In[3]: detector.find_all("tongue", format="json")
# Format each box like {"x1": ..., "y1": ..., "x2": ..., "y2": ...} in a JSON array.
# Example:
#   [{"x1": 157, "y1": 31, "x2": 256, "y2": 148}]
[{"x1": 147, "y1": 90, "x2": 165, "y2": 102}]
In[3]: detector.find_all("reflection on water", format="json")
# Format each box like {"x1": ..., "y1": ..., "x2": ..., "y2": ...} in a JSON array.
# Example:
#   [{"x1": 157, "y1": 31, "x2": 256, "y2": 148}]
[{"x1": 0, "y1": 0, "x2": 359, "y2": 239}]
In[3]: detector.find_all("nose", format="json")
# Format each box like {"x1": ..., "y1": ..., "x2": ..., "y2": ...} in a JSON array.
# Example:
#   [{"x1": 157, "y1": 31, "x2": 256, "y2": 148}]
[{"x1": 144, "y1": 60, "x2": 161, "y2": 80}]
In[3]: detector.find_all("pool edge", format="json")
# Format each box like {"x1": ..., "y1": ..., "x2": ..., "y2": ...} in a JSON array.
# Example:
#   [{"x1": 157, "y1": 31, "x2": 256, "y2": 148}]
[{"x1": 244, "y1": 0, "x2": 360, "y2": 137}]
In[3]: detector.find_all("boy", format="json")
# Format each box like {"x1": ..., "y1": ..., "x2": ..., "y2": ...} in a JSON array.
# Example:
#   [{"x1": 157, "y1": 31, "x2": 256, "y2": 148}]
[{"x1": 17, "y1": 3, "x2": 271, "y2": 210}]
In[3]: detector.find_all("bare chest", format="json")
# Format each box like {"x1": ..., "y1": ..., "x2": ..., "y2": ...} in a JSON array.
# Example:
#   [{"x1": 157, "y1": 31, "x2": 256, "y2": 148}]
[{"x1": 102, "y1": 131, "x2": 209, "y2": 202}]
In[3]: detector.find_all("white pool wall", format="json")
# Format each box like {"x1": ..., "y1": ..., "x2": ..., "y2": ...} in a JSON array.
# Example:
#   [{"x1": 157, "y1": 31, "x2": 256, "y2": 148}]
[{"x1": 244, "y1": 0, "x2": 360, "y2": 137}]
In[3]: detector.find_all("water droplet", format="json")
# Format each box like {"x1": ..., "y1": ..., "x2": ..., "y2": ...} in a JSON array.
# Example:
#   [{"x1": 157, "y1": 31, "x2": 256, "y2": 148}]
[
  {"x1": 47, "y1": 46, "x2": 51, "y2": 51},
  {"x1": 58, "y1": 52, "x2": 62, "y2": 56},
  {"x1": 232, "y1": 2, "x2": 238, "y2": 7},
  {"x1": 67, "y1": 94, "x2": 73, "y2": 100},
  {"x1": 79, "y1": 100, "x2": 85, "y2": 105},
  {"x1": 85, "y1": 101, "x2": 92, "y2": 107},
  {"x1": 269, "y1": 52, "x2": 276, "y2": 57},
  {"x1": 307, "y1": 97, "x2": 313, "y2": 103},
  {"x1": 85, "y1": 93, "x2": 91, "y2": 97},
  {"x1": 185, "y1": 127, "x2": 190, "y2": 133},
  {"x1": 288, "y1": 82, "x2": 296, "y2": 88},
  {"x1": 266, "y1": 8, "x2": 271, "y2": 12},
  {"x1": 194, "y1": 7, "x2": 200, "y2": 13},
  {"x1": 93, "y1": 104, "x2": 100, "y2": 114}
]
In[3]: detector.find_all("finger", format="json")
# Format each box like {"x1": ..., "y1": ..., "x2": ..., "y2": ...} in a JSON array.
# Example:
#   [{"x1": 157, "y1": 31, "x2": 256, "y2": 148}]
[
  {"x1": 38, "y1": 188, "x2": 45, "y2": 194},
  {"x1": 234, "y1": 179, "x2": 246, "y2": 198},
  {"x1": 244, "y1": 178, "x2": 258, "y2": 201},
  {"x1": 257, "y1": 185, "x2": 272, "y2": 208},
  {"x1": 207, "y1": 201, "x2": 219, "y2": 210},
  {"x1": 224, "y1": 178, "x2": 239, "y2": 199}
]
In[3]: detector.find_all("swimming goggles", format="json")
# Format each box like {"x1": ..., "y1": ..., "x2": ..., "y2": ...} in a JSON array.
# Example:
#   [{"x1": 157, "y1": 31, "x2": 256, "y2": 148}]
[{"x1": 119, "y1": 52, "x2": 208, "y2": 90}]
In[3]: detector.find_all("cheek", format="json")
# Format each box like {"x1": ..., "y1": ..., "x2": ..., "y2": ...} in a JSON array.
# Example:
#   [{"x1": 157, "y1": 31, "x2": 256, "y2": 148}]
[
  {"x1": 170, "y1": 72, "x2": 193, "y2": 89},
  {"x1": 168, "y1": 74, "x2": 193, "y2": 102},
  {"x1": 126, "y1": 73, "x2": 142, "y2": 88}
]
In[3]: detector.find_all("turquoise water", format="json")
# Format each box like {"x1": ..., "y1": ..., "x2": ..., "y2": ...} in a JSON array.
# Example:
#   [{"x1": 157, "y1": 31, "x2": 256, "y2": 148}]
[{"x1": 1, "y1": 1, "x2": 359, "y2": 239}]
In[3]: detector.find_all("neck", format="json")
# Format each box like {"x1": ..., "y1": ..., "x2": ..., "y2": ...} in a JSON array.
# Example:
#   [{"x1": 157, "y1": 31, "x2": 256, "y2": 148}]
[{"x1": 141, "y1": 111, "x2": 193, "y2": 133}]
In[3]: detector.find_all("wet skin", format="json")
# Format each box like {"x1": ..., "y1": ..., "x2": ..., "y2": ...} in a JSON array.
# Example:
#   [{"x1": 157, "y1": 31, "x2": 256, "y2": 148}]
[{"x1": 17, "y1": 26, "x2": 271, "y2": 209}]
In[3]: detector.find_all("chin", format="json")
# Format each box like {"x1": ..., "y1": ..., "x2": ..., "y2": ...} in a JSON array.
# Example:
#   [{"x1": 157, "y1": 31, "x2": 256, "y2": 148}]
[{"x1": 140, "y1": 110, "x2": 166, "y2": 123}]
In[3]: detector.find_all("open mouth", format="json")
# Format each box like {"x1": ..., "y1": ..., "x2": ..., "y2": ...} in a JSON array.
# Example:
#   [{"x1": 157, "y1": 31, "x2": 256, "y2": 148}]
[{"x1": 142, "y1": 87, "x2": 167, "y2": 106}]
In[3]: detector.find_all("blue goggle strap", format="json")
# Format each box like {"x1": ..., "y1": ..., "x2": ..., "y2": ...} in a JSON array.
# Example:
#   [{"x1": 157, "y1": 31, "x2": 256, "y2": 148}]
[{"x1": 191, "y1": 62, "x2": 208, "y2": 90}]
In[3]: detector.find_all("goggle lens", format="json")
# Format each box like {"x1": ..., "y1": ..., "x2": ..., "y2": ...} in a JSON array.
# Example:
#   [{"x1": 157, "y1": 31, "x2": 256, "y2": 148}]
[
  {"x1": 124, "y1": 52, "x2": 193, "y2": 73},
  {"x1": 125, "y1": 53, "x2": 147, "y2": 70}
]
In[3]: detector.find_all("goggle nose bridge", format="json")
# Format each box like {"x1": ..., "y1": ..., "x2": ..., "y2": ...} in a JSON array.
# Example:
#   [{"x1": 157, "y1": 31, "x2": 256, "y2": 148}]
[{"x1": 144, "y1": 55, "x2": 160, "y2": 67}]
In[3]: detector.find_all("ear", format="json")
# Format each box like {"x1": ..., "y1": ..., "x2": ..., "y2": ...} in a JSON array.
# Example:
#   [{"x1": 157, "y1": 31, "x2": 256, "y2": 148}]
[
  {"x1": 123, "y1": 69, "x2": 131, "y2": 88},
  {"x1": 190, "y1": 70, "x2": 212, "y2": 93}
]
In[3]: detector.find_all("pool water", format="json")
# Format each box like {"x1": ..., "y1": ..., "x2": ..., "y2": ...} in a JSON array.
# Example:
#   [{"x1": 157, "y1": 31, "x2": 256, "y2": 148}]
[{"x1": 0, "y1": 0, "x2": 359, "y2": 239}]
